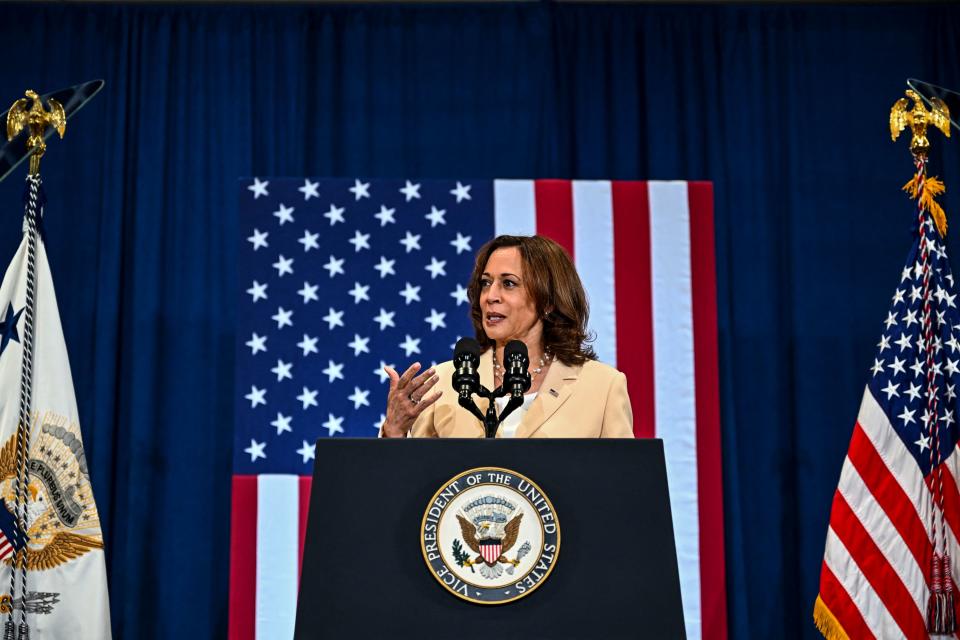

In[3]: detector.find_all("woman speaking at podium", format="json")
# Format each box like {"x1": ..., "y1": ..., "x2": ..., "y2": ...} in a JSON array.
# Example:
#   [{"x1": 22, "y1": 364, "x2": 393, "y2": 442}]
[{"x1": 380, "y1": 235, "x2": 634, "y2": 439}]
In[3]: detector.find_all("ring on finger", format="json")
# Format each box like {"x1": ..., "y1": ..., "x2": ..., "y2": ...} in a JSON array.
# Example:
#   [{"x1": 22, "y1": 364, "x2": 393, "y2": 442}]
[{"x1": 408, "y1": 393, "x2": 420, "y2": 405}]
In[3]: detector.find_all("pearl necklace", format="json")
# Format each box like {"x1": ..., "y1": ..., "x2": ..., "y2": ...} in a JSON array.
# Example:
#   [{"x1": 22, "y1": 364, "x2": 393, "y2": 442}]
[{"x1": 492, "y1": 350, "x2": 551, "y2": 384}]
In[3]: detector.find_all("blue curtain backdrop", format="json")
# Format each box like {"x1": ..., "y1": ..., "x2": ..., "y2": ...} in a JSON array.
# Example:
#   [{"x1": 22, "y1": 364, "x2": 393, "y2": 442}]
[{"x1": 0, "y1": 2, "x2": 957, "y2": 637}]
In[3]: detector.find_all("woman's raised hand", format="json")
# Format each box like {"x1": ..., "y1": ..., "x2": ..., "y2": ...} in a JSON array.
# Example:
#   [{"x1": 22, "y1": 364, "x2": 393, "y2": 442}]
[{"x1": 381, "y1": 362, "x2": 442, "y2": 437}]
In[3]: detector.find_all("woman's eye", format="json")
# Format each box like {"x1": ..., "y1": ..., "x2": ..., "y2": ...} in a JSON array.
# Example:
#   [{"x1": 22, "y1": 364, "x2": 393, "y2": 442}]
[
  {"x1": 480, "y1": 278, "x2": 492, "y2": 288},
  {"x1": 503, "y1": 280, "x2": 516, "y2": 288}
]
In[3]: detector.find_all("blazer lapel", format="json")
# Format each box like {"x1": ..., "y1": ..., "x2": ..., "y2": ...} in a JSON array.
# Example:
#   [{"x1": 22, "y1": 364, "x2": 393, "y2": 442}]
[{"x1": 515, "y1": 359, "x2": 580, "y2": 438}]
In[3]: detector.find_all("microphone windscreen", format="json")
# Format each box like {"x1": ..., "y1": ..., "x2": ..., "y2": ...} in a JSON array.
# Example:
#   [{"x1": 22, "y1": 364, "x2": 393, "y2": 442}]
[
  {"x1": 454, "y1": 337, "x2": 482, "y2": 358},
  {"x1": 504, "y1": 340, "x2": 528, "y2": 361}
]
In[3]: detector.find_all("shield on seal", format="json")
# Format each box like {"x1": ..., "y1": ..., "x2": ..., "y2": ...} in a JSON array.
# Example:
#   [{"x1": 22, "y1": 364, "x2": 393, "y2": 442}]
[{"x1": 479, "y1": 540, "x2": 502, "y2": 565}]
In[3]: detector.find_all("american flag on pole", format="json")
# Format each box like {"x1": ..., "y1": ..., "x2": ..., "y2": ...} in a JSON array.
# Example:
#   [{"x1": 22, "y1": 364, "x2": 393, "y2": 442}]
[
  {"x1": 814, "y1": 198, "x2": 960, "y2": 637},
  {"x1": 229, "y1": 178, "x2": 726, "y2": 640}
]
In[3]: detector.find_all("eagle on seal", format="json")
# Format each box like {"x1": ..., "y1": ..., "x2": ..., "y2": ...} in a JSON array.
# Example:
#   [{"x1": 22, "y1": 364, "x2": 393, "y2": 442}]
[
  {"x1": 456, "y1": 512, "x2": 523, "y2": 568},
  {"x1": 0, "y1": 433, "x2": 102, "y2": 570}
]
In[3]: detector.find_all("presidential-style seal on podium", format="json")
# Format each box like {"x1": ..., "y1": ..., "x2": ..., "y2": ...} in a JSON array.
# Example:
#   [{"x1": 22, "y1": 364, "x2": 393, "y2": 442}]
[{"x1": 420, "y1": 466, "x2": 560, "y2": 605}]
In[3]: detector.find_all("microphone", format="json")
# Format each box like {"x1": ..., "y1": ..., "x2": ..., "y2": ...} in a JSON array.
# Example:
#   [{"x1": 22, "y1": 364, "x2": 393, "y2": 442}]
[
  {"x1": 503, "y1": 340, "x2": 532, "y2": 399},
  {"x1": 452, "y1": 337, "x2": 482, "y2": 401}
]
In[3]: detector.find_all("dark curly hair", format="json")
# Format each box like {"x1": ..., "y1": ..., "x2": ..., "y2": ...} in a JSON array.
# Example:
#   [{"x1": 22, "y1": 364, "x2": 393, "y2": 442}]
[{"x1": 467, "y1": 235, "x2": 596, "y2": 366}]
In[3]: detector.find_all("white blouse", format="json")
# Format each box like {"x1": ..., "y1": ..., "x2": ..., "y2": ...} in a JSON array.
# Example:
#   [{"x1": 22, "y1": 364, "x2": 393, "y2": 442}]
[{"x1": 493, "y1": 392, "x2": 539, "y2": 438}]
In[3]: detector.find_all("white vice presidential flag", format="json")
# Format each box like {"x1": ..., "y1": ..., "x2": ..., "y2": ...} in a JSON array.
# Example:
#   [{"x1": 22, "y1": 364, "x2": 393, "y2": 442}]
[{"x1": 0, "y1": 200, "x2": 111, "y2": 638}]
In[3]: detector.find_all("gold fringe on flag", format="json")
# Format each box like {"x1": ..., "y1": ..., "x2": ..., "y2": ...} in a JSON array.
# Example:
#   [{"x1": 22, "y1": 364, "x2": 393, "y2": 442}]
[
  {"x1": 813, "y1": 595, "x2": 850, "y2": 640},
  {"x1": 903, "y1": 174, "x2": 948, "y2": 238}
]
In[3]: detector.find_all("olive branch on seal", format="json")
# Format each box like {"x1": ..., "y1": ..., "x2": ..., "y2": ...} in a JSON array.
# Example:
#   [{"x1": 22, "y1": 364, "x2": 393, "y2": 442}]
[{"x1": 451, "y1": 539, "x2": 474, "y2": 573}]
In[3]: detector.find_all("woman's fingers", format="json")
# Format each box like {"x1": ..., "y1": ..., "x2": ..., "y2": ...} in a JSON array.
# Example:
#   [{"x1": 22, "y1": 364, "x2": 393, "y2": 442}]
[
  {"x1": 410, "y1": 373, "x2": 440, "y2": 402},
  {"x1": 407, "y1": 368, "x2": 436, "y2": 394},
  {"x1": 383, "y1": 362, "x2": 441, "y2": 436},
  {"x1": 397, "y1": 362, "x2": 422, "y2": 388},
  {"x1": 385, "y1": 365, "x2": 400, "y2": 391},
  {"x1": 388, "y1": 362, "x2": 437, "y2": 395},
  {"x1": 415, "y1": 390, "x2": 443, "y2": 413}
]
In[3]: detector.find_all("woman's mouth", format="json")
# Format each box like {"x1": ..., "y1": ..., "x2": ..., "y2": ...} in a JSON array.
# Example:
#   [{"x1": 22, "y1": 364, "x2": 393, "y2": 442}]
[{"x1": 485, "y1": 312, "x2": 506, "y2": 325}]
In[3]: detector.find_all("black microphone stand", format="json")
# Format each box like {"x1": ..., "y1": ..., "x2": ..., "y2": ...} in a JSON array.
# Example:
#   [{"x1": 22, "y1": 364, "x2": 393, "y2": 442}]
[
  {"x1": 459, "y1": 382, "x2": 529, "y2": 438},
  {"x1": 453, "y1": 340, "x2": 530, "y2": 438}
]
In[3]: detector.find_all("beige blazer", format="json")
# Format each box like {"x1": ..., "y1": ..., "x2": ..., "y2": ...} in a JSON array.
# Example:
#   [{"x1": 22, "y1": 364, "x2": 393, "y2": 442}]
[{"x1": 409, "y1": 350, "x2": 634, "y2": 438}]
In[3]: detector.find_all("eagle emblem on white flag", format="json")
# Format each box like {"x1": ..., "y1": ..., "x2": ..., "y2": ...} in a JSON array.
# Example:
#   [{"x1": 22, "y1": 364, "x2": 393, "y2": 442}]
[{"x1": 0, "y1": 194, "x2": 111, "y2": 638}]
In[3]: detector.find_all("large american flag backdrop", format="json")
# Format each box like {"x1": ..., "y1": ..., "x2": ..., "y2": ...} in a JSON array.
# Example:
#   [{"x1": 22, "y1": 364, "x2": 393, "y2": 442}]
[
  {"x1": 229, "y1": 178, "x2": 726, "y2": 640},
  {"x1": 815, "y1": 214, "x2": 960, "y2": 639}
]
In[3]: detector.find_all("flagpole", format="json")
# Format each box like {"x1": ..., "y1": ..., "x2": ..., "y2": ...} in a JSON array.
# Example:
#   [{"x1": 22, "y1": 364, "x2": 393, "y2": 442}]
[
  {"x1": 891, "y1": 88, "x2": 955, "y2": 634},
  {"x1": 2, "y1": 90, "x2": 66, "y2": 640},
  {"x1": 914, "y1": 153, "x2": 955, "y2": 634},
  {"x1": 5, "y1": 175, "x2": 42, "y2": 640}
]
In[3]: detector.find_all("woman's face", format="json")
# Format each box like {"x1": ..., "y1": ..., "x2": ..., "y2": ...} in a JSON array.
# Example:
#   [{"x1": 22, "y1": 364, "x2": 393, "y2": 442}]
[{"x1": 479, "y1": 247, "x2": 542, "y2": 348}]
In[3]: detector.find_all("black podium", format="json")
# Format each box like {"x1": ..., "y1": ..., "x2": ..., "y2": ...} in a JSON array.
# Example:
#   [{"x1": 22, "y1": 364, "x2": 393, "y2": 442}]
[{"x1": 294, "y1": 439, "x2": 686, "y2": 639}]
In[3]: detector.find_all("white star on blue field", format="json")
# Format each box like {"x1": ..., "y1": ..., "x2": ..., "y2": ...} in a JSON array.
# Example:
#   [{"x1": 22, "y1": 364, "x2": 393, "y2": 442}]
[{"x1": 234, "y1": 178, "x2": 493, "y2": 473}]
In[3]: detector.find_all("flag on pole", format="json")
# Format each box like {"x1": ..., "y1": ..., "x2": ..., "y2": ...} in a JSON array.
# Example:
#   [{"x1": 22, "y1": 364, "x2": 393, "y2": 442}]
[
  {"x1": 0, "y1": 177, "x2": 111, "y2": 638},
  {"x1": 230, "y1": 178, "x2": 725, "y2": 640},
  {"x1": 814, "y1": 178, "x2": 960, "y2": 638}
]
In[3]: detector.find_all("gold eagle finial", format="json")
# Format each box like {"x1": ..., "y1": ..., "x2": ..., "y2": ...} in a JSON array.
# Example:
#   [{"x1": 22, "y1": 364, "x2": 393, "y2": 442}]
[
  {"x1": 6, "y1": 89, "x2": 66, "y2": 175},
  {"x1": 890, "y1": 89, "x2": 950, "y2": 159},
  {"x1": 892, "y1": 89, "x2": 952, "y2": 238}
]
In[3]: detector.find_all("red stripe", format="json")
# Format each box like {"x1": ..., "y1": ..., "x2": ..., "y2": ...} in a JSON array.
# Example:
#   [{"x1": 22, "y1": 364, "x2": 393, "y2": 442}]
[
  {"x1": 818, "y1": 561, "x2": 876, "y2": 640},
  {"x1": 830, "y1": 490, "x2": 928, "y2": 638},
  {"x1": 848, "y1": 422, "x2": 932, "y2": 580},
  {"x1": 687, "y1": 181, "x2": 728, "y2": 639},
  {"x1": 298, "y1": 475, "x2": 313, "y2": 585},
  {"x1": 611, "y1": 181, "x2": 654, "y2": 438},
  {"x1": 534, "y1": 180, "x2": 574, "y2": 259},
  {"x1": 229, "y1": 475, "x2": 257, "y2": 640}
]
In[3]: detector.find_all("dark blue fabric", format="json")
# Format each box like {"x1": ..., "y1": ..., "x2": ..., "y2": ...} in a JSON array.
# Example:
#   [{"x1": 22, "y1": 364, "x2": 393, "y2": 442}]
[{"x1": 0, "y1": 3, "x2": 957, "y2": 637}]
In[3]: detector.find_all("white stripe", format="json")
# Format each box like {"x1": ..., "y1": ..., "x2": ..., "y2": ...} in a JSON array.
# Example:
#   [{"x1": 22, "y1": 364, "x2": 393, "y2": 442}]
[
  {"x1": 856, "y1": 387, "x2": 948, "y2": 632},
  {"x1": 824, "y1": 526, "x2": 906, "y2": 638},
  {"x1": 836, "y1": 456, "x2": 927, "y2": 614},
  {"x1": 648, "y1": 181, "x2": 700, "y2": 640},
  {"x1": 857, "y1": 388, "x2": 933, "y2": 534},
  {"x1": 572, "y1": 180, "x2": 617, "y2": 366},
  {"x1": 256, "y1": 474, "x2": 300, "y2": 640},
  {"x1": 493, "y1": 180, "x2": 536, "y2": 236}
]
